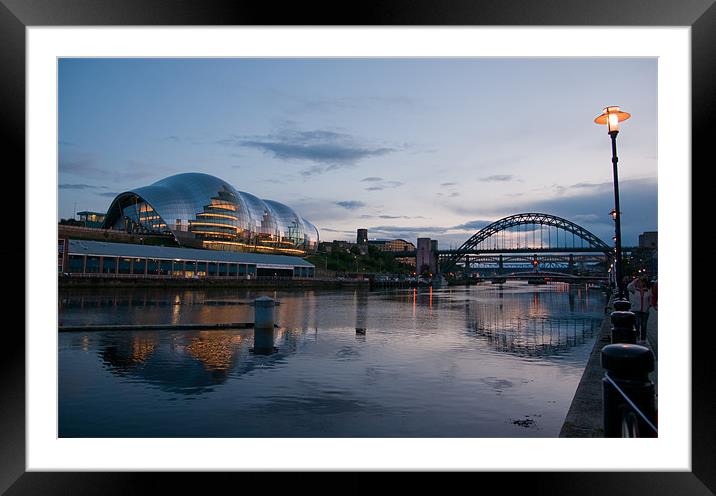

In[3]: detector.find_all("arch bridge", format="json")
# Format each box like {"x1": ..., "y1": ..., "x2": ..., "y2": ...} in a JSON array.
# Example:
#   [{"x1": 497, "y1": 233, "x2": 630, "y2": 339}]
[{"x1": 439, "y1": 213, "x2": 615, "y2": 277}]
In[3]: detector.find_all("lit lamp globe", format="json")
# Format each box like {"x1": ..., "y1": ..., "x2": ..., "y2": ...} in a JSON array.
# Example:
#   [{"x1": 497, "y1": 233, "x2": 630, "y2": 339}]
[{"x1": 594, "y1": 106, "x2": 631, "y2": 133}]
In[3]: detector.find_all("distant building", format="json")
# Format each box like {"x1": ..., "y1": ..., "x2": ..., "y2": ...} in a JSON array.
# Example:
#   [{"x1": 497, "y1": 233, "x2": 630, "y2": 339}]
[
  {"x1": 357, "y1": 228, "x2": 368, "y2": 245},
  {"x1": 367, "y1": 238, "x2": 416, "y2": 253},
  {"x1": 331, "y1": 240, "x2": 357, "y2": 252},
  {"x1": 639, "y1": 231, "x2": 658, "y2": 250},
  {"x1": 638, "y1": 231, "x2": 658, "y2": 276},
  {"x1": 76, "y1": 211, "x2": 106, "y2": 228},
  {"x1": 101, "y1": 172, "x2": 319, "y2": 256},
  {"x1": 416, "y1": 237, "x2": 438, "y2": 275},
  {"x1": 60, "y1": 239, "x2": 315, "y2": 279},
  {"x1": 395, "y1": 256, "x2": 417, "y2": 267}
]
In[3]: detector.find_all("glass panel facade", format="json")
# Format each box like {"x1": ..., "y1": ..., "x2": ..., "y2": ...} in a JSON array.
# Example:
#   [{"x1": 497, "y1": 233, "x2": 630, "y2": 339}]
[
  {"x1": 102, "y1": 257, "x2": 117, "y2": 274},
  {"x1": 102, "y1": 173, "x2": 319, "y2": 255},
  {"x1": 85, "y1": 256, "x2": 100, "y2": 273},
  {"x1": 147, "y1": 259, "x2": 160, "y2": 275},
  {"x1": 68, "y1": 255, "x2": 84, "y2": 273},
  {"x1": 64, "y1": 245, "x2": 314, "y2": 279},
  {"x1": 169, "y1": 260, "x2": 180, "y2": 277},
  {"x1": 118, "y1": 258, "x2": 131, "y2": 274},
  {"x1": 159, "y1": 260, "x2": 172, "y2": 275},
  {"x1": 131, "y1": 258, "x2": 146, "y2": 274}
]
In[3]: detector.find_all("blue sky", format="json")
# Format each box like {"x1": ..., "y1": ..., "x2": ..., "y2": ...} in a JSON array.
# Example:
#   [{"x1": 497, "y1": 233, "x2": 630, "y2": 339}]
[{"x1": 58, "y1": 58, "x2": 657, "y2": 247}]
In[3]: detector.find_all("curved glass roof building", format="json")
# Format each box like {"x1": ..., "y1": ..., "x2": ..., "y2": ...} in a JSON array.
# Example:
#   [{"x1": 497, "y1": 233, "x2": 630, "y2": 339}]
[{"x1": 102, "y1": 173, "x2": 319, "y2": 255}]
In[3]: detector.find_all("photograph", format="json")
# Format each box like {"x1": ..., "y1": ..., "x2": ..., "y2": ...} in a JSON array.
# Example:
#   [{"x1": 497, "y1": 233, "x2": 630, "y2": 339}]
[
  {"x1": 56, "y1": 57, "x2": 658, "y2": 438},
  {"x1": 5, "y1": 0, "x2": 710, "y2": 488}
]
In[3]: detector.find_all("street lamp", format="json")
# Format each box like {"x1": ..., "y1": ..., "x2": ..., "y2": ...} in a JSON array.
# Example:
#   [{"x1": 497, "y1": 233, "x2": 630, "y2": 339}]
[{"x1": 595, "y1": 106, "x2": 631, "y2": 299}]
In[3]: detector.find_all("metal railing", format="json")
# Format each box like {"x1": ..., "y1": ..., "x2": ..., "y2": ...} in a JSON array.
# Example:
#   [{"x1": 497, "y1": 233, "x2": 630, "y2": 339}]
[
  {"x1": 604, "y1": 372, "x2": 658, "y2": 437},
  {"x1": 602, "y1": 340, "x2": 657, "y2": 438}
]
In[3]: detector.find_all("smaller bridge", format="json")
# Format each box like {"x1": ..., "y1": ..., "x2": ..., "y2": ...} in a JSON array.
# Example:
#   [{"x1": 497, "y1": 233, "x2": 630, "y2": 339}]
[{"x1": 475, "y1": 271, "x2": 608, "y2": 283}]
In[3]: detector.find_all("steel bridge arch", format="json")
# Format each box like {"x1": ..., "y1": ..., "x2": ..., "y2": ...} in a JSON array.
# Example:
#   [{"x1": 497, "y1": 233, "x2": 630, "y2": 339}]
[{"x1": 441, "y1": 212, "x2": 612, "y2": 273}]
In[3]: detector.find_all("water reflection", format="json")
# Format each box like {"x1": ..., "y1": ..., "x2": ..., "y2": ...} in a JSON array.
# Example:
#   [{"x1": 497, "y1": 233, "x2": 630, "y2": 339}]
[
  {"x1": 355, "y1": 289, "x2": 368, "y2": 335},
  {"x1": 96, "y1": 328, "x2": 308, "y2": 395},
  {"x1": 60, "y1": 284, "x2": 605, "y2": 437},
  {"x1": 465, "y1": 288, "x2": 600, "y2": 357}
]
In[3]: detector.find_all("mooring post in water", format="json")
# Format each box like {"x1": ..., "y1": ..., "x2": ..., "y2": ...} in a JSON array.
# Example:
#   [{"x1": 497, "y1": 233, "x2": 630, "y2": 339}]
[
  {"x1": 610, "y1": 299, "x2": 637, "y2": 344},
  {"x1": 253, "y1": 296, "x2": 276, "y2": 354},
  {"x1": 355, "y1": 289, "x2": 367, "y2": 335},
  {"x1": 601, "y1": 343, "x2": 656, "y2": 438}
]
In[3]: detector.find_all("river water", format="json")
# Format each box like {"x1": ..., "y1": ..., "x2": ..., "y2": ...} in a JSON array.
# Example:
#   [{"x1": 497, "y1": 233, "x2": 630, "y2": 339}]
[{"x1": 58, "y1": 282, "x2": 605, "y2": 437}]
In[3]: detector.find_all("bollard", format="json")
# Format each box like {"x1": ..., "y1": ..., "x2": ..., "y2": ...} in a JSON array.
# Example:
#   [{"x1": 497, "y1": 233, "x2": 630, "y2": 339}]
[
  {"x1": 610, "y1": 310, "x2": 637, "y2": 344},
  {"x1": 613, "y1": 299, "x2": 631, "y2": 311},
  {"x1": 253, "y1": 296, "x2": 275, "y2": 354},
  {"x1": 601, "y1": 343, "x2": 656, "y2": 438}
]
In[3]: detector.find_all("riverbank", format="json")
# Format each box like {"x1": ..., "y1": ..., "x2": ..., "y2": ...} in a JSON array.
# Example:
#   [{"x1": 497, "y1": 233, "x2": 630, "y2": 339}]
[
  {"x1": 559, "y1": 306, "x2": 658, "y2": 437},
  {"x1": 58, "y1": 276, "x2": 369, "y2": 290}
]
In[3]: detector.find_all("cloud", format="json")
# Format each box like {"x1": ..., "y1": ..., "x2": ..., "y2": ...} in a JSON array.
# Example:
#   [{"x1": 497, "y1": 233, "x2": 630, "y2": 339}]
[
  {"x1": 369, "y1": 225, "x2": 448, "y2": 236},
  {"x1": 479, "y1": 174, "x2": 515, "y2": 182},
  {"x1": 321, "y1": 227, "x2": 356, "y2": 234},
  {"x1": 361, "y1": 177, "x2": 383, "y2": 182},
  {"x1": 60, "y1": 150, "x2": 169, "y2": 183},
  {"x1": 59, "y1": 183, "x2": 107, "y2": 190},
  {"x1": 363, "y1": 214, "x2": 427, "y2": 220},
  {"x1": 364, "y1": 180, "x2": 404, "y2": 191},
  {"x1": 335, "y1": 200, "x2": 366, "y2": 210},
  {"x1": 96, "y1": 191, "x2": 121, "y2": 198},
  {"x1": 440, "y1": 182, "x2": 457, "y2": 187},
  {"x1": 571, "y1": 181, "x2": 612, "y2": 189},
  {"x1": 451, "y1": 219, "x2": 493, "y2": 231},
  {"x1": 59, "y1": 152, "x2": 105, "y2": 177},
  {"x1": 572, "y1": 213, "x2": 601, "y2": 222},
  {"x1": 448, "y1": 192, "x2": 460, "y2": 197},
  {"x1": 218, "y1": 129, "x2": 395, "y2": 169}
]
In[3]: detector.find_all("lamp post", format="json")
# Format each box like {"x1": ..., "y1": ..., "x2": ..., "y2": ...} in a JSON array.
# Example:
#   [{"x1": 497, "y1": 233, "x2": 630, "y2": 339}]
[{"x1": 595, "y1": 106, "x2": 631, "y2": 300}]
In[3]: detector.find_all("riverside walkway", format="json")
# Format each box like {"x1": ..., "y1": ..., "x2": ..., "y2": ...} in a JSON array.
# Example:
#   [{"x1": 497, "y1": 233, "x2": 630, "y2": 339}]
[{"x1": 559, "y1": 305, "x2": 658, "y2": 437}]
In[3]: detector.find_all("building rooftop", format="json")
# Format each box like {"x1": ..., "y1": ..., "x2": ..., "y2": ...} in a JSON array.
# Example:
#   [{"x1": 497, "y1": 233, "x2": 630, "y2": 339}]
[
  {"x1": 368, "y1": 238, "x2": 413, "y2": 244},
  {"x1": 76, "y1": 211, "x2": 106, "y2": 216},
  {"x1": 68, "y1": 239, "x2": 314, "y2": 267}
]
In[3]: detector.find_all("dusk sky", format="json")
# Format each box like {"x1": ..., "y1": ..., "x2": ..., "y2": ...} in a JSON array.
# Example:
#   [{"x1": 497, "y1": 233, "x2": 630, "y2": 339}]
[{"x1": 58, "y1": 58, "x2": 657, "y2": 247}]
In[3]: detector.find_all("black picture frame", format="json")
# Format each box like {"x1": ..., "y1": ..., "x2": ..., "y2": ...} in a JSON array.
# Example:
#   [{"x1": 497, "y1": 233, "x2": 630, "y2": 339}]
[{"x1": 5, "y1": 0, "x2": 711, "y2": 492}]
